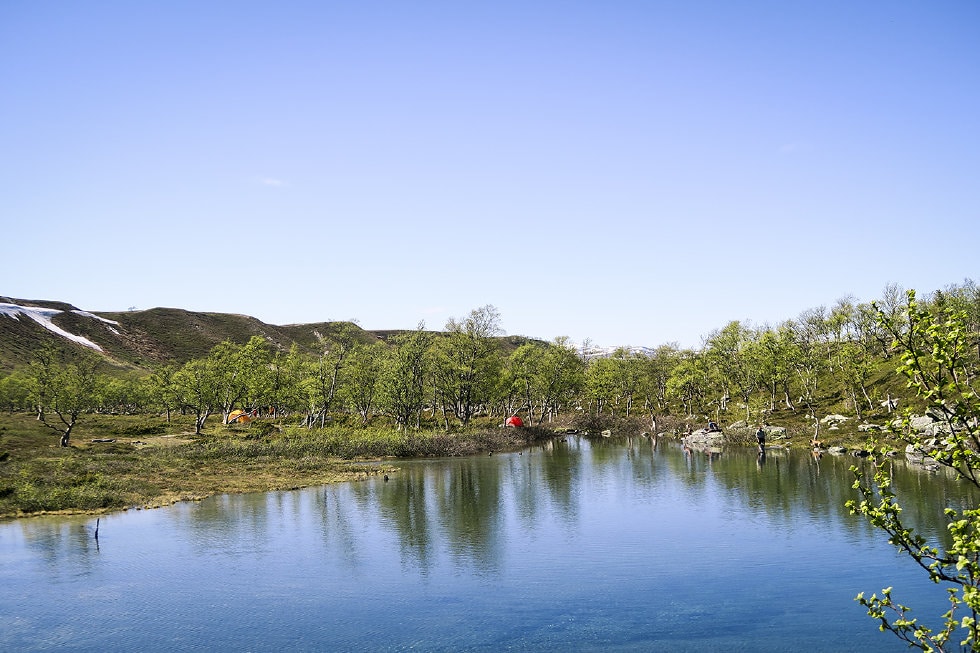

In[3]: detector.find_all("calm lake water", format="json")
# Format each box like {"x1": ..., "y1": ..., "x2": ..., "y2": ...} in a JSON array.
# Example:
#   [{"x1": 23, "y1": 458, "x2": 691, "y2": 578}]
[{"x1": 1, "y1": 435, "x2": 973, "y2": 652}]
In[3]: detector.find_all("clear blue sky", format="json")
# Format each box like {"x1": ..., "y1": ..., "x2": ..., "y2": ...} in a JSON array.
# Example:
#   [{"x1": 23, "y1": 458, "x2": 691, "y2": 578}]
[{"x1": 2, "y1": 1, "x2": 978, "y2": 348}]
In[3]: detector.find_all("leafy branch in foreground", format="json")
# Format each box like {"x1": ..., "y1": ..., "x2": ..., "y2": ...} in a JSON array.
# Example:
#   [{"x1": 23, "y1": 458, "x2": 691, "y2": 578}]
[{"x1": 848, "y1": 289, "x2": 980, "y2": 651}]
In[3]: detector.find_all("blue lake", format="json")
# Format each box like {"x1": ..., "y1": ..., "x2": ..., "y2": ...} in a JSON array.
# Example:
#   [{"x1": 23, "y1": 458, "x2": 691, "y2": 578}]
[{"x1": 0, "y1": 435, "x2": 970, "y2": 651}]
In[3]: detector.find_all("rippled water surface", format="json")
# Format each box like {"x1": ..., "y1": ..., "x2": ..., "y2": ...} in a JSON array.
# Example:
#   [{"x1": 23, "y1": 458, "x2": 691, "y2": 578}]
[{"x1": 1, "y1": 436, "x2": 972, "y2": 651}]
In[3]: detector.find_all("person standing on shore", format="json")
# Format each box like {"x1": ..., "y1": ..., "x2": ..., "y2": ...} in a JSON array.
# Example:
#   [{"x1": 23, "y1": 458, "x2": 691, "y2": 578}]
[{"x1": 756, "y1": 425, "x2": 766, "y2": 451}]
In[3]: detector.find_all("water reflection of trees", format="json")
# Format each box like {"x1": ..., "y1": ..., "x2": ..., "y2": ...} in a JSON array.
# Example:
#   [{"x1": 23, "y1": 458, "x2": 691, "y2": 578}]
[
  {"x1": 10, "y1": 437, "x2": 971, "y2": 584},
  {"x1": 167, "y1": 492, "x2": 280, "y2": 557},
  {"x1": 333, "y1": 459, "x2": 506, "y2": 575},
  {"x1": 10, "y1": 517, "x2": 101, "y2": 576},
  {"x1": 529, "y1": 436, "x2": 975, "y2": 550},
  {"x1": 326, "y1": 438, "x2": 978, "y2": 573},
  {"x1": 438, "y1": 458, "x2": 503, "y2": 572},
  {"x1": 375, "y1": 464, "x2": 436, "y2": 575},
  {"x1": 660, "y1": 442, "x2": 975, "y2": 546},
  {"x1": 512, "y1": 438, "x2": 583, "y2": 531}
]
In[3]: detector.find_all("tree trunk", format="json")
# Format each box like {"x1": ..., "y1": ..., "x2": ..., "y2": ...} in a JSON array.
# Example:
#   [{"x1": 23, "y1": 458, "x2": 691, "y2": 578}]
[
  {"x1": 861, "y1": 384, "x2": 874, "y2": 411},
  {"x1": 60, "y1": 425, "x2": 72, "y2": 447},
  {"x1": 850, "y1": 388, "x2": 863, "y2": 420}
]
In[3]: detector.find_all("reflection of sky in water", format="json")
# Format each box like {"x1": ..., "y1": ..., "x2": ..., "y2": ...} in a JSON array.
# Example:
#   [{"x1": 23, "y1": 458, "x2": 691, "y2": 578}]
[{"x1": 1, "y1": 437, "x2": 968, "y2": 652}]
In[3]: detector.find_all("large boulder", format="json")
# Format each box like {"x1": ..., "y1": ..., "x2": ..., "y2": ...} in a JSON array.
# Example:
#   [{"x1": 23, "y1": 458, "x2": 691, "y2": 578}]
[
  {"x1": 909, "y1": 415, "x2": 935, "y2": 432},
  {"x1": 762, "y1": 426, "x2": 787, "y2": 439},
  {"x1": 684, "y1": 429, "x2": 726, "y2": 447},
  {"x1": 905, "y1": 444, "x2": 942, "y2": 471}
]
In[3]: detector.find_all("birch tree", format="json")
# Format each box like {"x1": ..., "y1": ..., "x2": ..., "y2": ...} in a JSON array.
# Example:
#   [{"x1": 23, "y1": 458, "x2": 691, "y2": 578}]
[
  {"x1": 174, "y1": 357, "x2": 220, "y2": 434},
  {"x1": 378, "y1": 325, "x2": 432, "y2": 430},
  {"x1": 850, "y1": 290, "x2": 980, "y2": 651},
  {"x1": 430, "y1": 306, "x2": 503, "y2": 426},
  {"x1": 342, "y1": 342, "x2": 386, "y2": 425},
  {"x1": 32, "y1": 353, "x2": 101, "y2": 447},
  {"x1": 535, "y1": 337, "x2": 585, "y2": 424},
  {"x1": 306, "y1": 324, "x2": 360, "y2": 428}
]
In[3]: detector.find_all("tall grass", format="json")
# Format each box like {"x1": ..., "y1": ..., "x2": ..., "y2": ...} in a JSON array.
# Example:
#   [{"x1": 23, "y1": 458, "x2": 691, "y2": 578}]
[
  {"x1": 11, "y1": 457, "x2": 151, "y2": 513},
  {"x1": 190, "y1": 424, "x2": 554, "y2": 461}
]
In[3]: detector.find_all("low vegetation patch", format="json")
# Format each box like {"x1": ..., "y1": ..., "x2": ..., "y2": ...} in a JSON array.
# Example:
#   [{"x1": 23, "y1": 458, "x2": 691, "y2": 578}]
[{"x1": 0, "y1": 412, "x2": 557, "y2": 519}]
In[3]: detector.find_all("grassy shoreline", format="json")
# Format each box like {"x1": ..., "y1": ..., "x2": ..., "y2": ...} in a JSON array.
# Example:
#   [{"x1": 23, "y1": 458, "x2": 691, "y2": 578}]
[
  {"x1": 0, "y1": 412, "x2": 559, "y2": 519},
  {"x1": 1, "y1": 410, "x2": 891, "y2": 520}
]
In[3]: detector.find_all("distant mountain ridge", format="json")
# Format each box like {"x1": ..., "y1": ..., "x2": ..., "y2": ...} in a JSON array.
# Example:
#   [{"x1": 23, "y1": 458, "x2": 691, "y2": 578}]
[
  {"x1": 0, "y1": 296, "x2": 392, "y2": 373},
  {"x1": 0, "y1": 296, "x2": 554, "y2": 374}
]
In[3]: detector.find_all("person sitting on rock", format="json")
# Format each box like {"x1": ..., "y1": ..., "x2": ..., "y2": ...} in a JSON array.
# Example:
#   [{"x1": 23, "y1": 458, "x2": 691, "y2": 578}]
[{"x1": 707, "y1": 420, "x2": 720, "y2": 432}]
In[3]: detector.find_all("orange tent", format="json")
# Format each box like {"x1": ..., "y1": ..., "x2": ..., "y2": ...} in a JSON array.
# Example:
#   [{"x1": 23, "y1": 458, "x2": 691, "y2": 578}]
[
  {"x1": 505, "y1": 415, "x2": 524, "y2": 427},
  {"x1": 228, "y1": 409, "x2": 251, "y2": 424}
]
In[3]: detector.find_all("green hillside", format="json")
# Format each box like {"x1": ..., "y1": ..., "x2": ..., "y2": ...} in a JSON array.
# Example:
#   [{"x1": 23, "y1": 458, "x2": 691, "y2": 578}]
[
  {"x1": 0, "y1": 297, "x2": 537, "y2": 375},
  {"x1": 0, "y1": 297, "x2": 382, "y2": 374}
]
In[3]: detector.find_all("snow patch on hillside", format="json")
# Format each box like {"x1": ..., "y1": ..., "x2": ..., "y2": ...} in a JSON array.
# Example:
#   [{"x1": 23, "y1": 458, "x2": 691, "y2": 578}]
[
  {"x1": 72, "y1": 310, "x2": 119, "y2": 326},
  {"x1": 0, "y1": 303, "x2": 108, "y2": 351}
]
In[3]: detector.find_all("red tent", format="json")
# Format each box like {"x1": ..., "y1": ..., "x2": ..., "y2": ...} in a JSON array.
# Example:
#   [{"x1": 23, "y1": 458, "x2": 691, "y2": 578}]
[{"x1": 505, "y1": 415, "x2": 524, "y2": 427}]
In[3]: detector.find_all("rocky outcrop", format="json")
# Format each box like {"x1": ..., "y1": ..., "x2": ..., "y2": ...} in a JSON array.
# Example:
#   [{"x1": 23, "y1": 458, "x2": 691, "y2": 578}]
[
  {"x1": 683, "y1": 428, "x2": 725, "y2": 448},
  {"x1": 761, "y1": 425, "x2": 787, "y2": 438},
  {"x1": 853, "y1": 413, "x2": 956, "y2": 437},
  {"x1": 905, "y1": 444, "x2": 943, "y2": 471},
  {"x1": 909, "y1": 415, "x2": 935, "y2": 432},
  {"x1": 821, "y1": 414, "x2": 849, "y2": 431}
]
